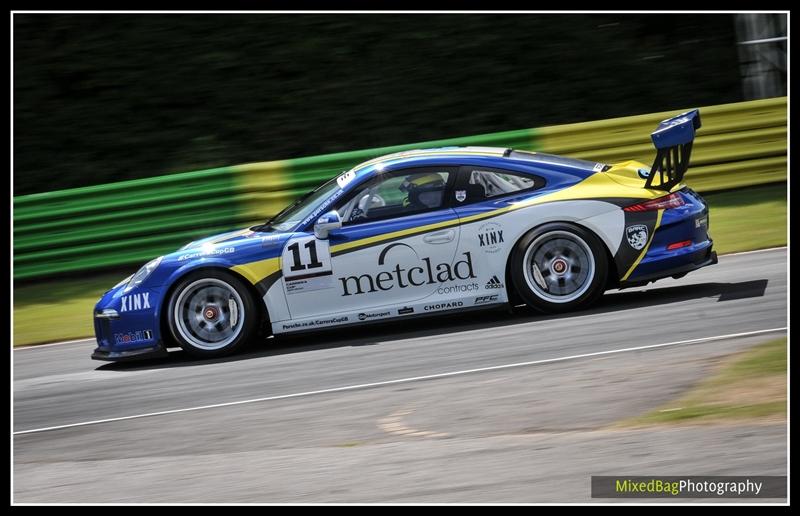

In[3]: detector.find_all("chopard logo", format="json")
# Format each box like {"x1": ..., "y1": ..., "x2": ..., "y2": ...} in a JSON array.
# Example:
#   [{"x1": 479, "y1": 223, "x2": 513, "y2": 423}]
[{"x1": 424, "y1": 301, "x2": 463, "y2": 311}]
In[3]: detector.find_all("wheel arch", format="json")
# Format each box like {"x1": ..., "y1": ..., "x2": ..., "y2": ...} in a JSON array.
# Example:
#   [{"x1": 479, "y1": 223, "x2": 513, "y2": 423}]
[
  {"x1": 503, "y1": 220, "x2": 618, "y2": 305},
  {"x1": 159, "y1": 265, "x2": 271, "y2": 346}
]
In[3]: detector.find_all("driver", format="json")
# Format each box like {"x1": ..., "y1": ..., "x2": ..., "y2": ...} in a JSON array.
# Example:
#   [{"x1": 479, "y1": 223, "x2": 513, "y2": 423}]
[{"x1": 400, "y1": 173, "x2": 446, "y2": 209}]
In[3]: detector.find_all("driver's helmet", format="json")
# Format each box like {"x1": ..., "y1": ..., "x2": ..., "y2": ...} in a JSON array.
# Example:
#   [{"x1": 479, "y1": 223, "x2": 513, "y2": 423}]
[{"x1": 400, "y1": 173, "x2": 446, "y2": 207}]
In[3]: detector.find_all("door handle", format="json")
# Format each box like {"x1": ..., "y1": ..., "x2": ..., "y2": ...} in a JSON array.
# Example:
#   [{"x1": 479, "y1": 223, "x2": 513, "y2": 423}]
[{"x1": 423, "y1": 229, "x2": 455, "y2": 244}]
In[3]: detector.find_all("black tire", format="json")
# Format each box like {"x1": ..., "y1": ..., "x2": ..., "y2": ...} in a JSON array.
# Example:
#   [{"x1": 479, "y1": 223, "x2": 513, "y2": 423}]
[
  {"x1": 166, "y1": 270, "x2": 259, "y2": 358},
  {"x1": 510, "y1": 223, "x2": 608, "y2": 313}
]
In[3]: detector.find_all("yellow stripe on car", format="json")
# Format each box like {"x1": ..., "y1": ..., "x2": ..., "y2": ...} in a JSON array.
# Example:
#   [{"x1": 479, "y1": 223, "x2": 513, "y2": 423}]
[
  {"x1": 231, "y1": 257, "x2": 281, "y2": 285},
  {"x1": 332, "y1": 169, "x2": 667, "y2": 255},
  {"x1": 331, "y1": 218, "x2": 462, "y2": 254}
]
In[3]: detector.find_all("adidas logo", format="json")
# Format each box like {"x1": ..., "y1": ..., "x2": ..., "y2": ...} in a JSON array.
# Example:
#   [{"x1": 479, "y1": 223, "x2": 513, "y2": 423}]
[{"x1": 485, "y1": 275, "x2": 504, "y2": 289}]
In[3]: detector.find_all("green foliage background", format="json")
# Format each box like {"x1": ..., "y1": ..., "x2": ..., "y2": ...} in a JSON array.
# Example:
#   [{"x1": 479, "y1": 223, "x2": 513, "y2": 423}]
[{"x1": 14, "y1": 14, "x2": 742, "y2": 195}]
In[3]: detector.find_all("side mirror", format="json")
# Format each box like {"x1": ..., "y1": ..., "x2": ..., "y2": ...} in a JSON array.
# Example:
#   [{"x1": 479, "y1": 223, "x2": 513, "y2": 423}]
[{"x1": 314, "y1": 210, "x2": 342, "y2": 239}]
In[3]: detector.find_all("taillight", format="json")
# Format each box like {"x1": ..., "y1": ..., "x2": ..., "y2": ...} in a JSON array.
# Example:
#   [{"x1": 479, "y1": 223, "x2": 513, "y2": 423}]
[
  {"x1": 667, "y1": 240, "x2": 692, "y2": 250},
  {"x1": 624, "y1": 192, "x2": 685, "y2": 212}
]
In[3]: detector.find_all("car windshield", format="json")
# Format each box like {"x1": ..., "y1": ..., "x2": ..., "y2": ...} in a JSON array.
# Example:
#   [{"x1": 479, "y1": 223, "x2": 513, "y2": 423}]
[{"x1": 254, "y1": 177, "x2": 342, "y2": 232}]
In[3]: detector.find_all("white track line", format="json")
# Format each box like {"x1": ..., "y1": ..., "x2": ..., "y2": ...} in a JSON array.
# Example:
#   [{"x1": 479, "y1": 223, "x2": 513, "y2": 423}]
[
  {"x1": 13, "y1": 326, "x2": 787, "y2": 436},
  {"x1": 13, "y1": 338, "x2": 95, "y2": 350},
  {"x1": 721, "y1": 246, "x2": 787, "y2": 258},
  {"x1": 12, "y1": 246, "x2": 788, "y2": 351}
]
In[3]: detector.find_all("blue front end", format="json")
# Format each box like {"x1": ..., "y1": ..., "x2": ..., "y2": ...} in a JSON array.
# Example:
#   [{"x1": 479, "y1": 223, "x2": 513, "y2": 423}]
[
  {"x1": 625, "y1": 187, "x2": 717, "y2": 285},
  {"x1": 91, "y1": 226, "x2": 288, "y2": 361},
  {"x1": 92, "y1": 281, "x2": 170, "y2": 361}
]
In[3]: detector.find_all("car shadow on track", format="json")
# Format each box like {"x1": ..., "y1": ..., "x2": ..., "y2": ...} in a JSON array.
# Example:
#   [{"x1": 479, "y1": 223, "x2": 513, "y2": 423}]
[{"x1": 95, "y1": 279, "x2": 768, "y2": 372}]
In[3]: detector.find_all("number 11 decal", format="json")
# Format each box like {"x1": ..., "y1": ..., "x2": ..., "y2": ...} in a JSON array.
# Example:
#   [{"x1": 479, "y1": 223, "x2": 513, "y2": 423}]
[
  {"x1": 282, "y1": 235, "x2": 332, "y2": 282},
  {"x1": 287, "y1": 239, "x2": 325, "y2": 271}
]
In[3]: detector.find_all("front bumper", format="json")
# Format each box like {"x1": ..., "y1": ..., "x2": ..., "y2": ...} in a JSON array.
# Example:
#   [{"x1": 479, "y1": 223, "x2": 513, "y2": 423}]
[
  {"x1": 91, "y1": 284, "x2": 167, "y2": 361},
  {"x1": 92, "y1": 343, "x2": 169, "y2": 361}
]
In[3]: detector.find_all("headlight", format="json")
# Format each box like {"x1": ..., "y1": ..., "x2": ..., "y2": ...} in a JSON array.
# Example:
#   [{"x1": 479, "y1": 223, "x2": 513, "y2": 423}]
[
  {"x1": 124, "y1": 256, "x2": 163, "y2": 292},
  {"x1": 113, "y1": 274, "x2": 133, "y2": 289}
]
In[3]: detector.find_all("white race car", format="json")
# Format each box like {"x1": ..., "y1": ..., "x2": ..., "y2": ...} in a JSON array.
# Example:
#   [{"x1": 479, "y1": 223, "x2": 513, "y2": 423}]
[{"x1": 93, "y1": 110, "x2": 715, "y2": 360}]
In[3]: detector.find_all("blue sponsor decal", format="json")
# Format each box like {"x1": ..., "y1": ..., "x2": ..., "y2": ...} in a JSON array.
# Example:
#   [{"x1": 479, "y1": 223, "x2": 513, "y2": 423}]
[
  {"x1": 177, "y1": 247, "x2": 235, "y2": 261},
  {"x1": 261, "y1": 235, "x2": 284, "y2": 247},
  {"x1": 120, "y1": 293, "x2": 151, "y2": 312},
  {"x1": 300, "y1": 188, "x2": 346, "y2": 228},
  {"x1": 114, "y1": 329, "x2": 153, "y2": 345}
]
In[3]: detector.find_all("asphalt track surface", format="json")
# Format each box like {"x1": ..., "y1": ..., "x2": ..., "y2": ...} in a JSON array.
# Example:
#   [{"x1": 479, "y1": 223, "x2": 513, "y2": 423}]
[{"x1": 13, "y1": 248, "x2": 788, "y2": 502}]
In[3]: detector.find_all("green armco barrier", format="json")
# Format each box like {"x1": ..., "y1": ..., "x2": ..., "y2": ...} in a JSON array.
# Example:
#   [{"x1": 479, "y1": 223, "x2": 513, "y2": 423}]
[{"x1": 13, "y1": 97, "x2": 786, "y2": 280}]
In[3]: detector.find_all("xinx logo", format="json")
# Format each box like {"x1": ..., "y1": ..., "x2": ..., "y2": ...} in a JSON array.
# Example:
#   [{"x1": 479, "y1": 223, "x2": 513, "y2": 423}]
[
  {"x1": 121, "y1": 293, "x2": 151, "y2": 312},
  {"x1": 478, "y1": 222, "x2": 504, "y2": 253}
]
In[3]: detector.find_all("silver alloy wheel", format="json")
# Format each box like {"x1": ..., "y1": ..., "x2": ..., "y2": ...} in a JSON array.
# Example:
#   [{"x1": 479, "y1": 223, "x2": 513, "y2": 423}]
[
  {"x1": 172, "y1": 278, "x2": 245, "y2": 350},
  {"x1": 522, "y1": 230, "x2": 596, "y2": 304}
]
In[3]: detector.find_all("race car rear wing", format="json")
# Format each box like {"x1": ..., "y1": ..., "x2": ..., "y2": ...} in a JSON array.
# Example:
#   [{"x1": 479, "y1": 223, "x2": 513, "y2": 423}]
[{"x1": 644, "y1": 109, "x2": 701, "y2": 191}]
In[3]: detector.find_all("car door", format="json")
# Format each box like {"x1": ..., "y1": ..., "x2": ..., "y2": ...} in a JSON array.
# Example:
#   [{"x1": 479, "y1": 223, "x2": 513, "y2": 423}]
[
  {"x1": 281, "y1": 167, "x2": 463, "y2": 321},
  {"x1": 451, "y1": 165, "x2": 546, "y2": 298}
]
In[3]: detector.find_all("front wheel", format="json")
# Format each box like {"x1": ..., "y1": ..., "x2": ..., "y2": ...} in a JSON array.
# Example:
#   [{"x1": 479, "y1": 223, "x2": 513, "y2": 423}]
[
  {"x1": 510, "y1": 223, "x2": 608, "y2": 313},
  {"x1": 167, "y1": 270, "x2": 259, "y2": 358}
]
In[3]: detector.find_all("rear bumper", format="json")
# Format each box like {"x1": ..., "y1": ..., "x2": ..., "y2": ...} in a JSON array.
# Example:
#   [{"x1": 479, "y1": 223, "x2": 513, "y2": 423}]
[{"x1": 620, "y1": 247, "x2": 717, "y2": 288}]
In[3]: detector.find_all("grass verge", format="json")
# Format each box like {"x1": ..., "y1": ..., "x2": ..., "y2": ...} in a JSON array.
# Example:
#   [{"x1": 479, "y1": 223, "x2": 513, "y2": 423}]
[
  {"x1": 624, "y1": 337, "x2": 787, "y2": 426},
  {"x1": 13, "y1": 272, "x2": 132, "y2": 347},
  {"x1": 12, "y1": 183, "x2": 787, "y2": 346},
  {"x1": 703, "y1": 183, "x2": 787, "y2": 255}
]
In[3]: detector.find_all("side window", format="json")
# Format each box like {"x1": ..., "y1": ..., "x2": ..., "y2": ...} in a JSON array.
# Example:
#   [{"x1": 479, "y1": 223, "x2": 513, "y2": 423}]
[
  {"x1": 457, "y1": 168, "x2": 541, "y2": 204},
  {"x1": 338, "y1": 169, "x2": 452, "y2": 225}
]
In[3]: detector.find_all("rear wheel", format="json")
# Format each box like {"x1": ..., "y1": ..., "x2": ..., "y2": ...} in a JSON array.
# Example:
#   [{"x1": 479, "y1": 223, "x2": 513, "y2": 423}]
[
  {"x1": 167, "y1": 270, "x2": 258, "y2": 358},
  {"x1": 510, "y1": 223, "x2": 608, "y2": 313}
]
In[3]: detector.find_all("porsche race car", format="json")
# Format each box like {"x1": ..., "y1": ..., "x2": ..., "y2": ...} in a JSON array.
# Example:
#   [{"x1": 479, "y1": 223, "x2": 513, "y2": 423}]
[{"x1": 92, "y1": 109, "x2": 716, "y2": 361}]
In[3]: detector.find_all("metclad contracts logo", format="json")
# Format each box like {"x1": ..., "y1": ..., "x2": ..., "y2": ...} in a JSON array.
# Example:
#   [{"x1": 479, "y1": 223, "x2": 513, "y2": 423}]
[{"x1": 338, "y1": 243, "x2": 477, "y2": 296}]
